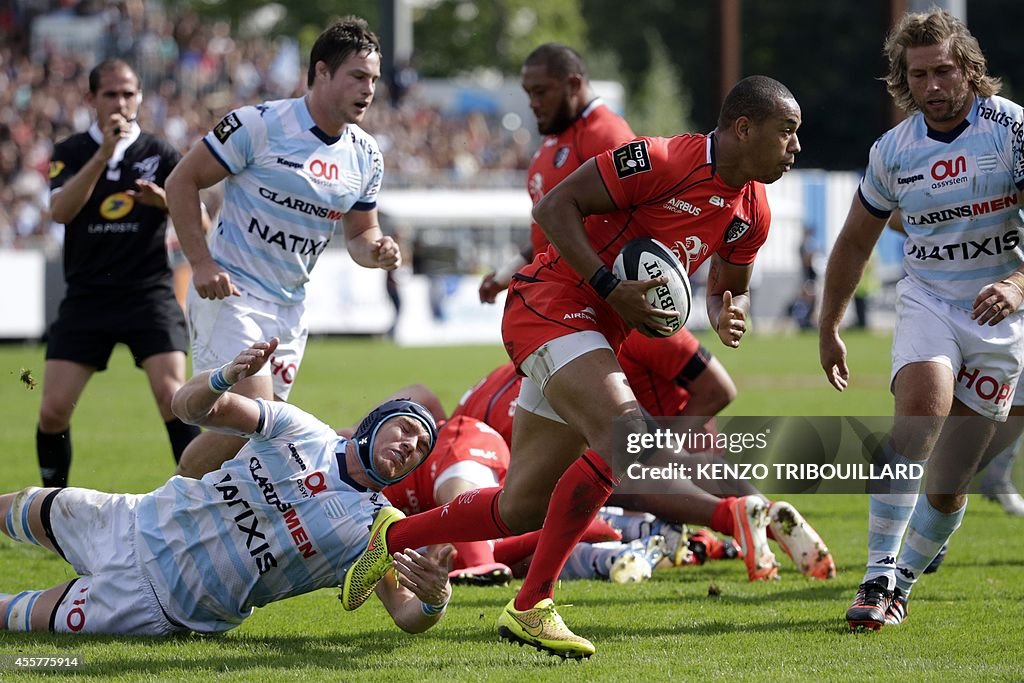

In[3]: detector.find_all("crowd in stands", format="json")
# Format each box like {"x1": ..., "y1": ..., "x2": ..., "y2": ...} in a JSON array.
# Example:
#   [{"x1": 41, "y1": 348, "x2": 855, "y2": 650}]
[{"x1": 0, "y1": 0, "x2": 534, "y2": 251}]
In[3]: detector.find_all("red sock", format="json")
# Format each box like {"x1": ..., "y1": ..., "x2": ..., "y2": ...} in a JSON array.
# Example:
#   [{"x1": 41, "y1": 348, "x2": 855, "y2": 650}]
[
  {"x1": 451, "y1": 541, "x2": 496, "y2": 569},
  {"x1": 581, "y1": 515, "x2": 622, "y2": 543},
  {"x1": 493, "y1": 531, "x2": 542, "y2": 566},
  {"x1": 710, "y1": 497, "x2": 737, "y2": 537},
  {"x1": 491, "y1": 516, "x2": 619, "y2": 568},
  {"x1": 515, "y1": 451, "x2": 618, "y2": 610},
  {"x1": 385, "y1": 487, "x2": 512, "y2": 551}
]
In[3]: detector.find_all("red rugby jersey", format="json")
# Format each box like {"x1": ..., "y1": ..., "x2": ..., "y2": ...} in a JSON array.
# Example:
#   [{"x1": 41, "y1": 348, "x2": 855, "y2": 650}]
[
  {"x1": 451, "y1": 362, "x2": 521, "y2": 446},
  {"x1": 527, "y1": 134, "x2": 771, "y2": 282},
  {"x1": 526, "y1": 100, "x2": 635, "y2": 257}
]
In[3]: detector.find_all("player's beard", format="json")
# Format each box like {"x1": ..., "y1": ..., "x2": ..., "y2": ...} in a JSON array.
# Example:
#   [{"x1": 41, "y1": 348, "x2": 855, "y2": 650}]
[{"x1": 538, "y1": 98, "x2": 576, "y2": 136}]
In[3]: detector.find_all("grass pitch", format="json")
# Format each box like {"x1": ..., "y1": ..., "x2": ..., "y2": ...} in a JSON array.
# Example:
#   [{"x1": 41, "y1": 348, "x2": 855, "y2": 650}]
[{"x1": 0, "y1": 330, "x2": 1022, "y2": 681}]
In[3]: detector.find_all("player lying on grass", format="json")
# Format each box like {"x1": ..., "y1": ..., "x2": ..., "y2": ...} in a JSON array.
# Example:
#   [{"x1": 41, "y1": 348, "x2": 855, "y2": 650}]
[{"x1": 0, "y1": 339, "x2": 453, "y2": 636}]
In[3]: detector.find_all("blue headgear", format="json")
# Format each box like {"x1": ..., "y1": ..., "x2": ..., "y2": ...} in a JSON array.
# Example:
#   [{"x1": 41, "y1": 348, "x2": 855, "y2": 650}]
[{"x1": 353, "y1": 398, "x2": 438, "y2": 487}]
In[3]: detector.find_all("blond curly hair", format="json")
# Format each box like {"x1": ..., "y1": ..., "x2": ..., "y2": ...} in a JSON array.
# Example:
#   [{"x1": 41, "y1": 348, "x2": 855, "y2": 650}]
[{"x1": 883, "y1": 9, "x2": 1000, "y2": 113}]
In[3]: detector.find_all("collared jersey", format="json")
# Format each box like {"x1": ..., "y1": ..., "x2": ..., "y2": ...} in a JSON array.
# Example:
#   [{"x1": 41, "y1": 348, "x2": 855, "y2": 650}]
[
  {"x1": 859, "y1": 95, "x2": 1024, "y2": 310},
  {"x1": 526, "y1": 99, "x2": 635, "y2": 256},
  {"x1": 49, "y1": 129, "x2": 179, "y2": 290},
  {"x1": 203, "y1": 97, "x2": 383, "y2": 304},
  {"x1": 526, "y1": 133, "x2": 772, "y2": 284},
  {"x1": 134, "y1": 400, "x2": 386, "y2": 632}
]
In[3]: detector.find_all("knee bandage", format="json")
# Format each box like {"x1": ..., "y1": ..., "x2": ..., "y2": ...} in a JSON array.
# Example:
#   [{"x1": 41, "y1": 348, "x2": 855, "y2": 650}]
[
  {"x1": 2, "y1": 590, "x2": 45, "y2": 631},
  {"x1": 4, "y1": 487, "x2": 44, "y2": 545}
]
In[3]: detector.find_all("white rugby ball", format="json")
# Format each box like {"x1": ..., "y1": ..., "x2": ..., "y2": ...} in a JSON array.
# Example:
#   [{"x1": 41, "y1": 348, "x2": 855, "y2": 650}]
[{"x1": 612, "y1": 237, "x2": 691, "y2": 337}]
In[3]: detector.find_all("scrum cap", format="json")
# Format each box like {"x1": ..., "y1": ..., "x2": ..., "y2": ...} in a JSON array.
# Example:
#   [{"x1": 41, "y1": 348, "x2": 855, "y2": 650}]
[{"x1": 353, "y1": 398, "x2": 438, "y2": 486}]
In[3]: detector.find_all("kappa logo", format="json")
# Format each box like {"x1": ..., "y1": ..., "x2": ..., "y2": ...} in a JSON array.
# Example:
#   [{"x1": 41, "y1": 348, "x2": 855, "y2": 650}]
[
  {"x1": 213, "y1": 112, "x2": 242, "y2": 143},
  {"x1": 673, "y1": 237, "x2": 707, "y2": 265},
  {"x1": 612, "y1": 140, "x2": 651, "y2": 179},
  {"x1": 553, "y1": 146, "x2": 571, "y2": 169},
  {"x1": 725, "y1": 217, "x2": 752, "y2": 243},
  {"x1": 564, "y1": 306, "x2": 597, "y2": 323}
]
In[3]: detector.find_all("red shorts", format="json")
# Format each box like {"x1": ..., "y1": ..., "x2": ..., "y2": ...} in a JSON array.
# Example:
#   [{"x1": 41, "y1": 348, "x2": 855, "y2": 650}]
[
  {"x1": 502, "y1": 275, "x2": 628, "y2": 369},
  {"x1": 382, "y1": 416, "x2": 510, "y2": 515}
]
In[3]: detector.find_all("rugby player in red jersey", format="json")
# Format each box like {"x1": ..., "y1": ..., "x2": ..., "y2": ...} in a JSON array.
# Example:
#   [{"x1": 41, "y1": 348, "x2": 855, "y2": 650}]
[
  {"x1": 344, "y1": 75, "x2": 801, "y2": 659},
  {"x1": 479, "y1": 43, "x2": 635, "y2": 304}
]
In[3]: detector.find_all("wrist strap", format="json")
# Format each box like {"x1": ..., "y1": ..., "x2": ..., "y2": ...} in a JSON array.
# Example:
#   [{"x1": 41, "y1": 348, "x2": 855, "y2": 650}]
[
  {"x1": 589, "y1": 265, "x2": 621, "y2": 299},
  {"x1": 420, "y1": 599, "x2": 448, "y2": 616},
  {"x1": 208, "y1": 364, "x2": 234, "y2": 394}
]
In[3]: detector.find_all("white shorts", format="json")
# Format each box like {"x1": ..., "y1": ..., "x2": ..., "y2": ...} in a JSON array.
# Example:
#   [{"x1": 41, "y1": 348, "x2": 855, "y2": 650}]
[
  {"x1": 187, "y1": 286, "x2": 307, "y2": 400},
  {"x1": 891, "y1": 279, "x2": 1024, "y2": 420},
  {"x1": 517, "y1": 330, "x2": 613, "y2": 423},
  {"x1": 47, "y1": 488, "x2": 185, "y2": 636}
]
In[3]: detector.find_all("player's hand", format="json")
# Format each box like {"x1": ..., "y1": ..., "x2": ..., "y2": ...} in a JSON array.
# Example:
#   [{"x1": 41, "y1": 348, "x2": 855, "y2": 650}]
[
  {"x1": 392, "y1": 544, "x2": 454, "y2": 610},
  {"x1": 607, "y1": 276, "x2": 679, "y2": 337},
  {"x1": 374, "y1": 236, "x2": 402, "y2": 271},
  {"x1": 819, "y1": 330, "x2": 849, "y2": 392},
  {"x1": 972, "y1": 280, "x2": 1022, "y2": 326},
  {"x1": 478, "y1": 272, "x2": 506, "y2": 304},
  {"x1": 127, "y1": 179, "x2": 167, "y2": 211},
  {"x1": 224, "y1": 338, "x2": 279, "y2": 384},
  {"x1": 97, "y1": 113, "x2": 129, "y2": 160},
  {"x1": 193, "y1": 259, "x2": 240, "y2": 299},
  {"x1": 716, "y1": 291, "x2": 747, "y2": 348}
]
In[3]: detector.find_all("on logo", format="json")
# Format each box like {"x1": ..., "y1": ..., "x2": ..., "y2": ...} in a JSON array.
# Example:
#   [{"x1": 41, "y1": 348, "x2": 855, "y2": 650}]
[
  {"x1": 931, "y1": 156, "x2": 967, "y2": 180},
  {"x1": 307, "y1": 158, "x2": 339, "y2": 181}
]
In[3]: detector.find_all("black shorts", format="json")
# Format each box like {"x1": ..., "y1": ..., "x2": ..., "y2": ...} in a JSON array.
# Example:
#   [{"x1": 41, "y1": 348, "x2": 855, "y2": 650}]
[{"x1": 46, "y1": 285, "x2": 188, "y2": 371}]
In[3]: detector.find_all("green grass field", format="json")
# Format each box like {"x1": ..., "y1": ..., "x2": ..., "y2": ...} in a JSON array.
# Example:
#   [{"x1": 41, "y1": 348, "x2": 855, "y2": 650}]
[{"x1": 0, "y1": 330, "x2": 1022, "y2": 681}]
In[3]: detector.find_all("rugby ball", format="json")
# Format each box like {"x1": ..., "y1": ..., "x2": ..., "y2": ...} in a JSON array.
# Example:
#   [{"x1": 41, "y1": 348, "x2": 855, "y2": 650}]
[{"x1": 612, "y1": 237, "x2": 691, "y2": 337}]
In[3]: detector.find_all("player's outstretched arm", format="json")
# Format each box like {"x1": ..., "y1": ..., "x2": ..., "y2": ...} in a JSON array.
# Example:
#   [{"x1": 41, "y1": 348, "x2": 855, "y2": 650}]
[
  {"x1": 172, "y1": 338, "x2": 279, "y2": 434},
  {"x1": 375, "y1": 544, "x2": 455, "y2": 633},
  {"x1": 818, "y1": 196, "x2": 887, "y2": 391}
]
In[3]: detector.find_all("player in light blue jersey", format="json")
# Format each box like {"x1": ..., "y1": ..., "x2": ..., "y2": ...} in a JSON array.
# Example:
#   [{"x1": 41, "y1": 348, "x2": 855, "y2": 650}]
[
  {"x1": 0, "y1": 339, "x2": 452, "y2": 636},
  {"x1": 819, "y1": 9, "x2": 1024, "y2": 631},
  {"x1": 166, "y1": 17, "x2": 400, "y2": 480}
]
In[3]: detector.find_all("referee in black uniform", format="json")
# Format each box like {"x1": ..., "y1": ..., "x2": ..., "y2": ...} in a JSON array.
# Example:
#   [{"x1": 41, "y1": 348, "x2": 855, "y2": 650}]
[{"x1": 38, "y1": 59, "x2": 205, "y2": 487}]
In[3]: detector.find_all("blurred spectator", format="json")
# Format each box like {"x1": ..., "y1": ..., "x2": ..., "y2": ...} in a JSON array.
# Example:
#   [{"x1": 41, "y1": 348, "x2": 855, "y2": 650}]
[{"x1": 0, "y1": 1, "x2": 534, "y2": 251}]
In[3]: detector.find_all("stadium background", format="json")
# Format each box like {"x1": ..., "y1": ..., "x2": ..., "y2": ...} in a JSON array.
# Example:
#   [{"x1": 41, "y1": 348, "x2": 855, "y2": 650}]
[{"x1": 0, "y1": 1, "x2": 1023, "y2": 679}]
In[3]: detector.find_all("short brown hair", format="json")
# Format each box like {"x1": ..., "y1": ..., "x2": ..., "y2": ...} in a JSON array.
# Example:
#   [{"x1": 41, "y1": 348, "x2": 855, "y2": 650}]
[
  {"x1": 884, "y1": 9, "x2": 1000, "y2": 113},
  {"x1": 307, "y1": 16, "x2": 380, "y2": 88}
]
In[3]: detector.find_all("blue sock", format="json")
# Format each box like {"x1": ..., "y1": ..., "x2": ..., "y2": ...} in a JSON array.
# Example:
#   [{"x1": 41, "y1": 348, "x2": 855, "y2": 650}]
[
  {"x1": 864, "y1": 443, "x2": 922, "y2": 590},
  {"x1": 894, "y1": 496, "x2": 966, "y2": 595}
]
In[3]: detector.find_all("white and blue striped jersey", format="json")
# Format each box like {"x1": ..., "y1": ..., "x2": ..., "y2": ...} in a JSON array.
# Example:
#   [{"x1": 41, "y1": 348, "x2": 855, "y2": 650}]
[
  {"x1": 203, "y1": 97, "x2": 383, "y2": 304},
  {"x1": 859, "y1": 96, "x2": 1024, "y2": 310},
  {"x1": 134, "y1": 400, "x2": 388, "y2": 632}
]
